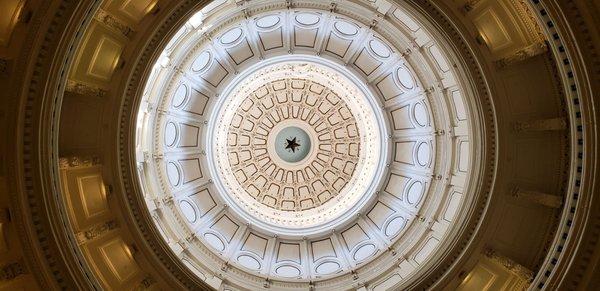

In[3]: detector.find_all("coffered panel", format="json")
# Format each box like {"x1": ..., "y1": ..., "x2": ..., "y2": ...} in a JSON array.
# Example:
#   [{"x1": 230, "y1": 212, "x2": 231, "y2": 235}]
[
  {"x1": 103, "y1": 0, "x2": 157, "y2": 25},
  {"x1": 70, "y1": 21, "x2": 126, "y2": 88},
  {"x1": 61, "y1": 165, "x2": 110, "y2": 231}
]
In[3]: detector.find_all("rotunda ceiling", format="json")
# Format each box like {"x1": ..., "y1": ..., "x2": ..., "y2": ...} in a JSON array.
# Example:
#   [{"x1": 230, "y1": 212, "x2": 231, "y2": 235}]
[
  {"x1": 135, "y1": 0, "x2": 481, "y2": 289},
  {"x1": 7, "y1": 0, "x2": 600, "y2": 289}
]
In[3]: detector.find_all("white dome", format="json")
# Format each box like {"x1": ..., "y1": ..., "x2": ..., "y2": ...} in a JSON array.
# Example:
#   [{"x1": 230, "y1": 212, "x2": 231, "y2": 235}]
[{"x1": 135, "y1": 0, "x2": 479, "y2": 289}]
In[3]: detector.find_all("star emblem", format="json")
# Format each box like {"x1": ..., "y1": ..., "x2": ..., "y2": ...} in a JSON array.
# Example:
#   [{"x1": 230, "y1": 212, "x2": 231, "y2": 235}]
[{"x1": 285, "y1": 137, "x2": 301, "y2": 153}]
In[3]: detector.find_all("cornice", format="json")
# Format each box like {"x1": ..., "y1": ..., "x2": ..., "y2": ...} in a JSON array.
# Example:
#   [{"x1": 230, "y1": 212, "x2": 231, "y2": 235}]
[
  {"x1": 394, "y1": 0, "x2": 499, "y2": 289},
  {"x1": 112, "y1": 0, "x2": 215, "y2": 289},
  {"x1": 526, "y1": 0, "x2": 600, "y2": 289},
  {"x1": 7, "y1": 0, "x2": 105, "y2": 289}
]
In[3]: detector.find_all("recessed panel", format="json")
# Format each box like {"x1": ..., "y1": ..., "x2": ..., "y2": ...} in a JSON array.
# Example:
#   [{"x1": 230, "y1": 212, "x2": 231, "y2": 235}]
[
  {"x1": 413, "y1": 103, "x2": 428, "y2": 127},
  {"x1": 259, "y1": 28, "x2": 284, "y2": 51},
  {"x1": 416, "y1": 142, "x2": 431, "y2": 166},
  {"x1": 192, "y1": 51, "x2": 212, "y2": 72},
  {"x1": 367, "y1": 202, "x2": 395, "y2": 229},
  {"x1": 166, "y1": 162, "x2": 181, "y2": 186},
  {"x1": 238, "y1": 255, "x2": 261, "y2": 270},
  {"x1": 406, "y1": 181, "x2": 424, "y2": 205},
  {"x1": 210, "y1": 215, "x2": 239, "y2": 242},
  {"x1": 183, "y1": 88, "x2": 210, "y2": 115},
  {"x1": 458, "y1": 141, "x2": 470, "y2": 172},
  {"x1": 391, "y1": 105, "x2": 413, "y2": 130},
  {"x1": 295, "y1": 13, "x2": 320, "y2": 26},
  {"x1": 325, "y1": 34, "x2": 353, "y2": 58},
  {"x1": 225, "y1": 40, "x2": 254, "y2": 65},
  {"x1": 241, "y1": 233, "x2": 269, "y2": 258},
  {"x1": 341, "y1": 224, "x2": 369, "y2": 251},
  {"x1": 189, "y1": 189, "x2": 217, "y2": 217},
  {"x1": 179, "y1": 158, "x2": 202, "y2": 183},
  {"x1": 369, "y1": 39, "x2": 391, "y2": 58},
  {"x1": 277, "y1": 243, "x2": 301, "y2": 263},
  {"x1": 204, "y1": 233, "x2": 226, "y2": 251},
  {"x1": 172, "y1": 84, "x2": 188, "y2": 108},
  {"x1": 385, "y1": 216, "x2": 407, "y2": 237},
  {"x1": 353, "y1": 243, "x2": 376, "y2": 261},
  {"x1": 179, "y1": 200, "x2": 197, "y2": 223},
  {"x1": 99, "y1": 238, "x2": 139, "y2": 282},
  {"x1": 397, "y1": 66, "x2": 415, "y2": 89},
  {"x1": 87, "y1": 36, "x2": 122, "y2": 81},
  {"x1": 315, "y1": 261, "x2": 340, "y2": 275},
  {"x1": 376, "y1": 73, "x2": 403, "y2": 100},
  {"x1": 275, "y1": 265, "x2": 301, "y2": 277},
  {"x1": 385, "y1": 173, "x2": 410, "y2": 199},
  {"x1": 394, "y1": 141, "x2": 416, "y2": 165},
  {"x1": 353, "y1": 49, "x2": 382, "y2": 76},
  {"x1": 256, "y1": 15, "x2": 281, "y2": 28},
  {"x1": 333, "y1": 21, "x2": 359, "y2": 36},
  {"x1": 414, "y1": 238, "x2": 439, "y2": 264},
  {"x1": 178, "y1": 123, "x2": 199, "y2": 147},
  {"x1": 77, "y1": 174, "x2": 108, "y2": 219},
  {"x1": 220, "y1": 27, "x2": 244, "y2": 45},
  {"x1": 311, "y1": 239, "x2": 336, "y2": 262}
]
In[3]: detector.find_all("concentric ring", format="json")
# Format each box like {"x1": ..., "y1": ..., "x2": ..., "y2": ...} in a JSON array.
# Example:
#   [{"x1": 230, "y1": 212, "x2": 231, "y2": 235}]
[{"x1": 208, "y1": 57, "x2": 387, "y2": 236}]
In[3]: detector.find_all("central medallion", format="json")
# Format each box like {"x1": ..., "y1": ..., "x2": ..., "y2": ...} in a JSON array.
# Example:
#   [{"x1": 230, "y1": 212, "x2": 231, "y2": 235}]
[
  {"x1": 267, "y1": 121, "x2": 318, "y2": 169},
  {"x1": 275, "y1": 126, "x2": 311, "y2": 163},
  {"x1": 209, "y1": 58, "x2": 384, "y2": 235}
]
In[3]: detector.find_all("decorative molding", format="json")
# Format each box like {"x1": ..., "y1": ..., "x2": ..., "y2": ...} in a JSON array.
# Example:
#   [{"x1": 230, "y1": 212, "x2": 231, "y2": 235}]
[
  {"x1": 11, "y1": 0, "x2": 106, "y2": 289},
  {"x1": 114, "y1": 1, "x2": 215, "y2": 290},
  {"x1": 0, "y1": 260, "x2": 27, "y2": 281},
  {"x1": 510, "y1": 186, "x2": 563, "y2": 208},
  {"x1": 514, "y1": 117, "x2": 567, "y2": 132},
  {"x1": 135, "y1": 275, "x2": 156, "y2": 290},
  {"x1": 494, "y1": 40, "x2": 548, "y2": 69},
  {"x1": 211, "y1": 62, "x2": 375, "y2": 230},
  {"x1": 65, "y1": 79, "x2": 108, "y2": 98},
  {"x1": 75, "y1": 220, "x2": 119, "y2": 244},
  {"x1": 395, "y1": 2, "x2": 497, "y2": 290},
  {"x1": 508, "y1": 0, "x2": 545, "y2": 42},
  {"x1": 524, "y1": 1, "x2": 596, "y2": 288},
  {"x1": 58, "y1": 155, "x2": 101, "y2": 169},
  {"x1": 462, "y1": 0, "x2": 482, "y2": 13},
  {"x1": 94, "y1": 8, "x2": 134, "y2": 38},
  {"x1": 463, "y1": 0, "x2": 545, "y2": 43},
  {"x1": 483, "y1": 248, "x2": 533, "y2": 284}
]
